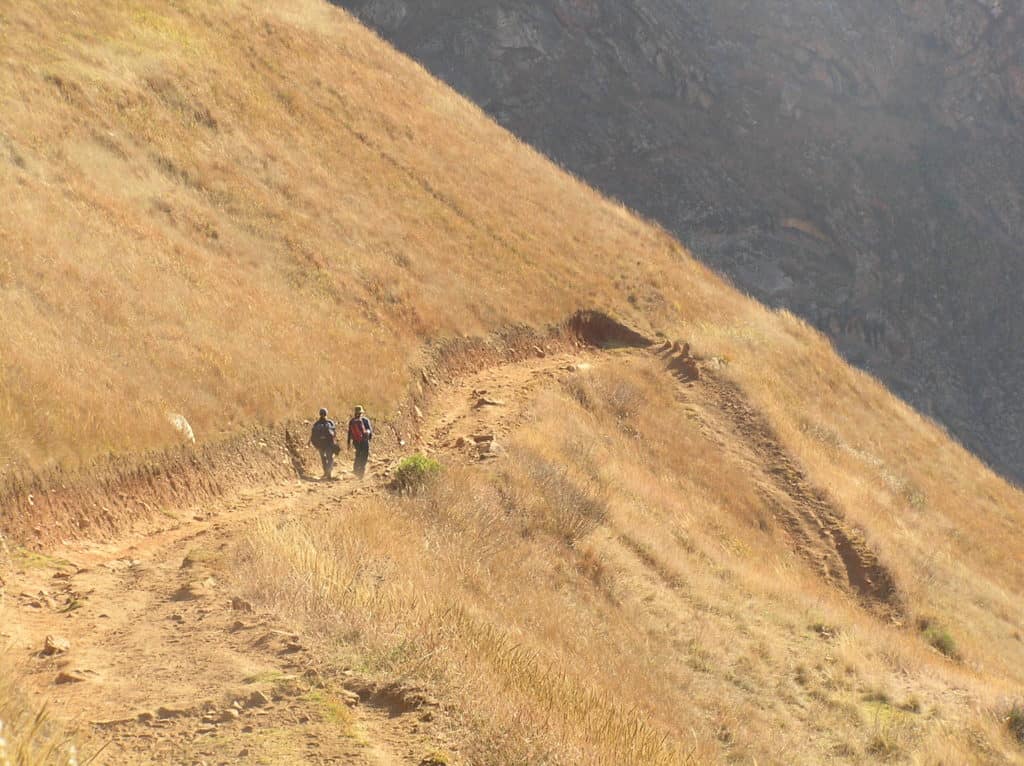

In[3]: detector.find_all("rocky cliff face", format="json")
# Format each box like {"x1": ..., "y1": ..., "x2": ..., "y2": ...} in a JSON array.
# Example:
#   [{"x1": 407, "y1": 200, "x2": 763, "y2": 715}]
[{"x1": 335, "y1": 0, "x2": 1024, "y2": 481}]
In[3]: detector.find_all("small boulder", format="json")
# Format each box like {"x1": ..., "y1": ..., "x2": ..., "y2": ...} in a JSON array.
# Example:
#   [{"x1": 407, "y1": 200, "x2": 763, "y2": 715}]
[
  {"x1": 478, "y1": 441, "x2": 503, "y2": 459},
  {"x1": 42, "y1": 635, "x2": 71, "y2": 656},
  {"x1": 473, "y1": 397, "x2": 505, "y2": 409},
  {"x1": 245, "y1": 690, "x2": 270, "y2": 709},
  {"x1": 156, "y1": 705, "x2": 191, "y2": 719}
]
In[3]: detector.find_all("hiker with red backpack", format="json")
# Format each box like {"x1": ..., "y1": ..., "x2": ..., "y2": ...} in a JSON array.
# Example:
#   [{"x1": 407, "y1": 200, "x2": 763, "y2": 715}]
[
  {"x1": 347, "y1": 405, "x2": 373, "y2": 479},
  {"x1": 309, "y1": 408, "x2": 340, "y2": 481}
]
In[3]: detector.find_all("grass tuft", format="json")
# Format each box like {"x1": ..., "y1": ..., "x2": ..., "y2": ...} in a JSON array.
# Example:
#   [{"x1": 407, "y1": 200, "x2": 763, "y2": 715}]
[
  {"x1": 0, "y1": 661, "x2": 80, "y2": 766},
  {"x1": 1008, "y1": 702, "x2": 1024, "y2": 745}
]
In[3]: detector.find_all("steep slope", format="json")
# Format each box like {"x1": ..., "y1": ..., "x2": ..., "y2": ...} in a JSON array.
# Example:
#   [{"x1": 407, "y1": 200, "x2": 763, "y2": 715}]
[
  {"x1": 1, "y1": 1, "x2": 1023, "y2": 764},
  {"x1": 0, "y1": 0, "x2": 722, "y2": 470},
  {"x1": 335, "y1": 0, "x2": 1024, "y2": 483}
]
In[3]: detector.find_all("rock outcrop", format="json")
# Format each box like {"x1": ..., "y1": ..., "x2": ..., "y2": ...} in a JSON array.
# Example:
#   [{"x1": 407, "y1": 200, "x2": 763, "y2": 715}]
[{"x1": 335, "y1": 0, "x2": 1024, "y2": 481}]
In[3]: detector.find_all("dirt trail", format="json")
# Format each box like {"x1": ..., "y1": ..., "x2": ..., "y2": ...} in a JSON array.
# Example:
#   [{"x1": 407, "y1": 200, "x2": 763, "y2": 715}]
[
  {"x1": 0, "y1": 321, "x2": 900, "y2": 763},
  {"x1": 0, "y1": 346, "x2": 598, "y2": 765},
  {"x1": 3, "y1": 480, "x2": 414, "y2": 765},
  {"x1": 654, "y1": 343, "x2": 901, "y2": 616}
]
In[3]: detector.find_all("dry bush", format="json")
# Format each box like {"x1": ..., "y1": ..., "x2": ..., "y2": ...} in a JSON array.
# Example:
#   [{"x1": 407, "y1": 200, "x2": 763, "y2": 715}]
[
  {"x1": 0, "y1": 664, "x2": 78, "y2": 766},
  {"x1": 1009, "y1": 702, "x2": 1024, "y2": 746}
]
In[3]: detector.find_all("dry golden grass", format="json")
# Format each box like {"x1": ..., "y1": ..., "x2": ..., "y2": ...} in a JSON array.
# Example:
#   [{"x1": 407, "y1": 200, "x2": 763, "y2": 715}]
[
  {"x1": 0, "y1": 664, "x2": 78, "y2": 766},
  {"x1": 235, "y1": 358, "x2": 1024, "y2": 764},
  {"x1": 2, "y1": 0, "x2": 1024, "y2": 762},
  {"x1": 0, "y1": 0, "x2": 731, "y2": 470}
]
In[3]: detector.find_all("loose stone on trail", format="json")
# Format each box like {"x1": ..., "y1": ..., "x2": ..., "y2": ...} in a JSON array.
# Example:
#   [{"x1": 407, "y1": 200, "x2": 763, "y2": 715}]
[
  {"x1": 245, "y1": 690, "x2": 270, "y2": 709},
  {"x1": 42, "y1": 634, "x2": 71, "y2": 656},
  {"x1": 156, "y1": 705, "x2": 192, "y2": 719},
  {"x1": 473, "y1": 397, "x2": 505, "y2": 409}
]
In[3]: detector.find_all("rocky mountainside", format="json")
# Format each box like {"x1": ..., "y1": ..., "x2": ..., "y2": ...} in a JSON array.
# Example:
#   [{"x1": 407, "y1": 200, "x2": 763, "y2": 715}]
[{"x1": 335, "y1": 0, "x2": 1024, "y2": 482}]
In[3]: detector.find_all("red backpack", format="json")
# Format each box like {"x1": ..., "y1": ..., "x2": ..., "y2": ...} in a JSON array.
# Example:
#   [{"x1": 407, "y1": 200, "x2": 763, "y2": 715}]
[{"x1": 349, "y1": 417, "x2": 369, "y2": 445}]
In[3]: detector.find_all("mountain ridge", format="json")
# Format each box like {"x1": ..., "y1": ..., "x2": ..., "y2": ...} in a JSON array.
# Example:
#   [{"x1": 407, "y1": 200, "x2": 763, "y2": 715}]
[{"x1": 335, "y1": 0, "x2": 1024, "y2": 482}]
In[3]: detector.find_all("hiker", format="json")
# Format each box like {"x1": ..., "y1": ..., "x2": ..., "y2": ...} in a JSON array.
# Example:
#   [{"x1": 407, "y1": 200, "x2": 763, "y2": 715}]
[
  {"x1": 309, "y1": 408, "x2": 339, "y2": 480},
  {"x1": 347, "y1": 405, "x2": 373, "y2": 479}
]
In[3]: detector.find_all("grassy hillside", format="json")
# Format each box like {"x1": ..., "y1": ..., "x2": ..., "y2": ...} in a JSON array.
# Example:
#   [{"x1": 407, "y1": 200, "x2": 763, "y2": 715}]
[
  {"x1": 0, "y1": 0, "x2": 726, "y2": 470},
  {"x1": 236, "y1": 353, "x2": 1024, "y2": 763},
  {"x1": 1, "y1": 0, "x2": 1023, "y2": 763}
]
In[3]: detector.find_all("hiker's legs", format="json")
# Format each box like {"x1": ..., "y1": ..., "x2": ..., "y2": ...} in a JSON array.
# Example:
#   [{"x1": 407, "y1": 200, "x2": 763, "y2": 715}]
[
  {"x1": 353, "y1": 443, "x2": 370, "y2": 479},
  {"x1": 320, "y1": 448, "x2": 334, "y2": 479}
]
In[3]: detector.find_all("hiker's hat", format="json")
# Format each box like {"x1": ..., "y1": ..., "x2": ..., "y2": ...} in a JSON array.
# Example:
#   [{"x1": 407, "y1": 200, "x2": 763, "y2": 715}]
[{"x1": 354, "y1": 405, "x2": 364, "y2": 415}]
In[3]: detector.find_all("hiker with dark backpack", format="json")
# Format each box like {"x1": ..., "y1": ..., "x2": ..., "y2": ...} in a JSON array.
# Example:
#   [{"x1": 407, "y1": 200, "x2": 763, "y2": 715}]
[
  {"x1": 347, "y1": 405, "x2": 373, "y2": 479},
  {"x1": 309, "y1": 408, "x2": 340, "y2": 481}
]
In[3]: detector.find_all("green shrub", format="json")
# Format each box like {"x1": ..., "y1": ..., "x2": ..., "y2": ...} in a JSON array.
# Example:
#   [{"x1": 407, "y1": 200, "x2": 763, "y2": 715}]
[
  {"x1": 1008, "y1": 702, "x2": 1024, "y2": 744},
  {"x1": 918, "y1": 617, "x2": 959, "y2": 659},
  {"x1": 392, "y1": 454, "x2": 442, "y2": 494}
]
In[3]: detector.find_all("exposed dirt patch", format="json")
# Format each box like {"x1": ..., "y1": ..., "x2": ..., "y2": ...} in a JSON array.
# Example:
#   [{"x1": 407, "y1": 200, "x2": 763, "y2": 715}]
[
  {"x1": 655, "y1": 339, "x2": 702, "y2": 382},
  {"x1": 0, "y1": 428, "x2": 298, "y2": 548},
  {"x1": 568, "y1": 310, "x2": 652, "y2": 349},
  {"x1": 695, "y1": 371, "x2": 902, "y2": 616},
  {"x1": 1, "y1": 479, "x2": 455, "y2": 764},
  {"x1": 350, "y1": 681, "x2": 441, "y2": 720}
]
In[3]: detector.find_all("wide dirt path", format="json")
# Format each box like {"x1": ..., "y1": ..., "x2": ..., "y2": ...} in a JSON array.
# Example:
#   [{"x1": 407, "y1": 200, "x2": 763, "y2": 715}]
[{"x1": 1, "y1": 347, "x2": 597, "y2": 765}]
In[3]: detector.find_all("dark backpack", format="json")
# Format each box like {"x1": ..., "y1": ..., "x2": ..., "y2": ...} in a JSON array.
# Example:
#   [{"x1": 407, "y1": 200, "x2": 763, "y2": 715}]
[
  {"x1": 349, "y1": 417, "x2": 370, "y2": 445},
  {"x1": 311, "y1": 419, "x2": 336, "y2": 449}
]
